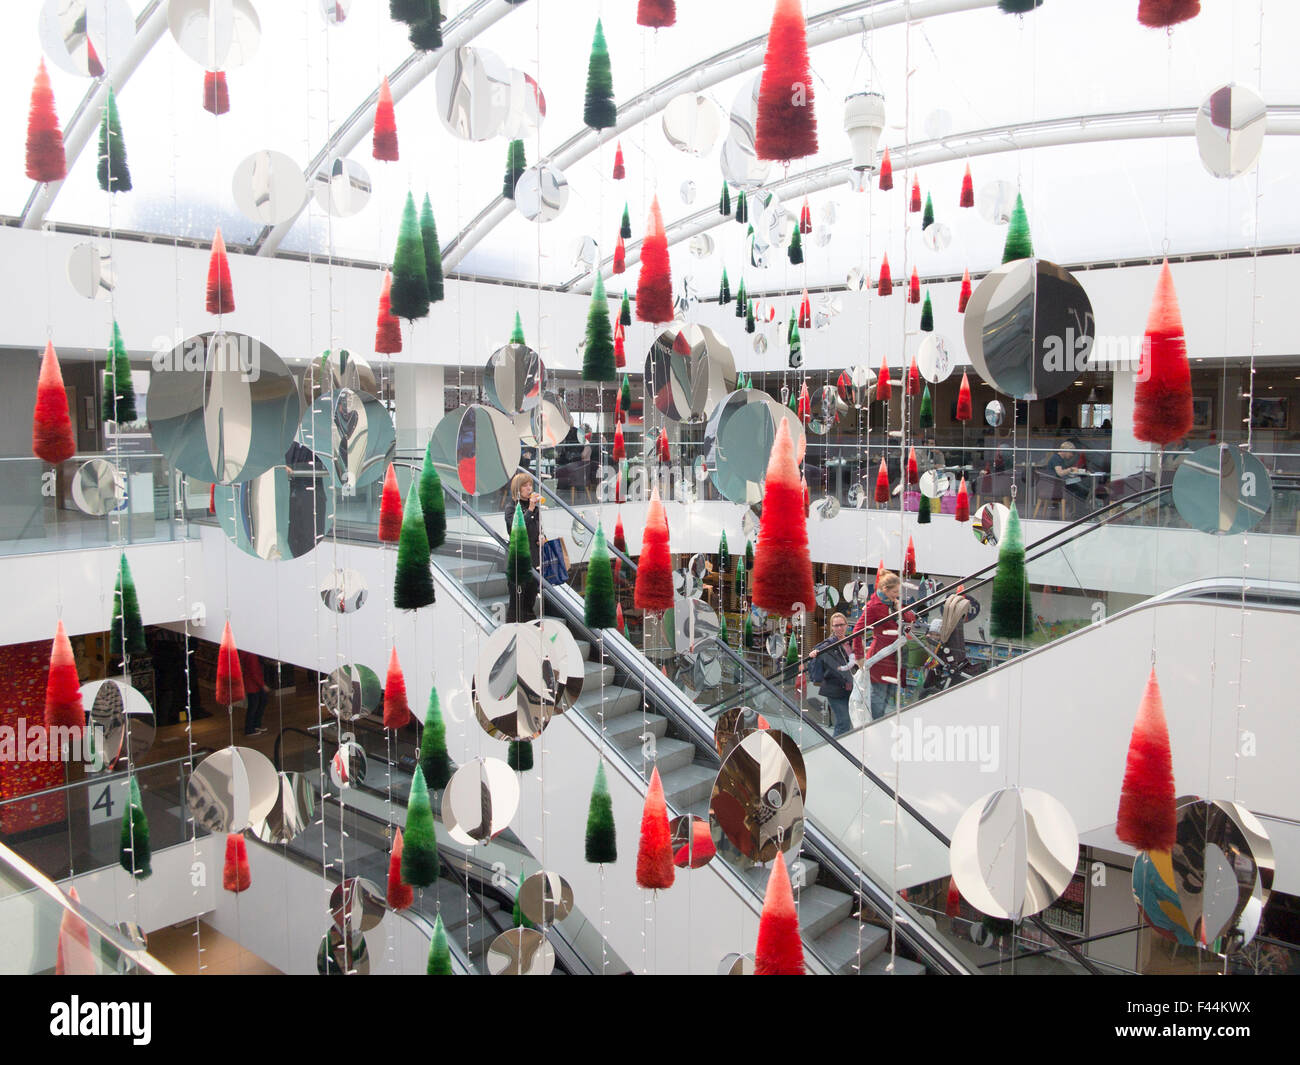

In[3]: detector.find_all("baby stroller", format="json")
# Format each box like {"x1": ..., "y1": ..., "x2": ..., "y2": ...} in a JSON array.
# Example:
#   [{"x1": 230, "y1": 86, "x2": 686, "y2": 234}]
[{"x1": 916, "y1": 593, "x2": 987, "y2": 697}]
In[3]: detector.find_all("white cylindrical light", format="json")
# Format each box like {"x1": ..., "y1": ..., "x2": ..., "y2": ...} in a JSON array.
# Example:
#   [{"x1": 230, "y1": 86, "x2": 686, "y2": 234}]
[{"x1": 843, "y1": 91, "x2": 887, "y2": 172}]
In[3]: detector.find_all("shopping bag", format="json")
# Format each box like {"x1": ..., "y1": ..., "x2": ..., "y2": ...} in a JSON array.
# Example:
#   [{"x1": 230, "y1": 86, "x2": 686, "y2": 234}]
[
  {"x1": 540, "y1": 538, "x2": 569, "y2": 585},
  {"x1": 848, "y1": 669, "x2": 870, "y2": 729}
]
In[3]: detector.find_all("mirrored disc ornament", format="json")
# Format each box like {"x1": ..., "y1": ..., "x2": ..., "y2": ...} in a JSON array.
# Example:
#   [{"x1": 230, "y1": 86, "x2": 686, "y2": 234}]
[
  {"x1": 688, "y1": 234, "x2": 714, "y2": 258},
  {"x1": 837, "y1": 365, "x2": 877, "y2": 408},
  {"x1": 471, "y1": 621, "x2": 582, "y2": 741},
  {"x1": 322, "y1": 664, "x2": 383, "y2": 723},
  {"x1": 428, "y1": 404, "x2": 521, "y2": 497},
  {"x1": 704, "y1": 389, "x2": 806, "y2": 505},
  {"x1": 813, "y1": 584, "x2": 839, "y2": 608},
  {"x1": 1196, "y1": 84, "x2": 1266, "y2": 180},
  {"x1": 72, "y1": 459, "x2": 126, "y2": 515},
  {"x1": 809, "y1": 496, "x2": 840, "y2": 521},
  {"x1": 320, "y1": 569, "x2": 368, "y2": 614},
  {"x1": 167, "y1": 0, "x2": 262, "y2": 70},
  {"x1": 753, "y1": 335, "x2": 768, "y2": 355},
  {"x1": 187, "y1": 746, "x2": 278, "y2": 835},
  {"x1": 721, "y1": 75, "x2": 771, "y2": 189},
  {"x1": 320, "y1": 0, "x2": 349, "y2": 24},
  {"x1": 718, "y1": 952, "x2": 756, "y2": 975},
  {"x1": 984, "y1": 399, "x2": 1005, "y2": 427},
  {"x1": 484, "y1": 343, "x2": 544, "y2": 416},
  {"x1": 435, "y1": 46, "x2": 511, "y2": 141},
  {"x1": 922, "y1": 222, "x2": 952, "y2": 252},
  {"x1": 842, "y1": 579, "x2": 871, "y2": 605},
  {"x1": 918, "y1": 469, "x2": 954, "y2": 499},
  {"x1": 572, "y1": 236, "x2": 599, "y2": 270},
  {"x1": 764, "y1": 633, "x2": 786, "y2": 661},
  {"x1": 976, "y1": 180, "x2": 1019, "y2": 226},
  {"x1": 645, "y1": 325, "x2": 737, "y2": 423},
  {"x1": 670, "y1": 815, "x2": 717, "y2": 869},
  {"x1": 232, "y1": 149, "x2": 307, "y2": 225},
  {"x1": 1172, "y1": 445, "x2": 1271, "y2": 535},
  {"x1": 680, "y1": 180, "x2": 697, "y2": 205},
  {"x1": 67, "y1": 243, "x2": 114, "y2": 300},
  {"x1": 663, "y1": 93, "x2": 721, "y2": 156},
  {"x1": 501, "y1": 69, "x2": 546, "y2": 141},
  {"x1": 303, "y1": 349, "x2": 378, "y2": 400},
  {"x1": 80, "y1": 679, "x2": 154, "y2": 770},
  {"x1": 741, "y1": 507, "x2": 761, "y2": 543},
  {"x1": 214, "y1": 447, "x2": 334, "y2": 560},
  {"x1": 39, "y1": 0, "x2": 135, "y2": 77},
  {"x1": 330, "y1": 741, "x2": 368, "y2": 789},
  {"x1": 298, "y1": 389, "x2": 395, "y2": 493},
  {"x1": 518, "y1": 871, "x2": 574, "y2": 925},
  {"x1": 972, "y1": 502, "x2": 1009, "y2": 546},
  {"x1": 846, "y1": 267, "x2": 868, "y2": 293},
  {"x1": 254, "y1": 771, "x2": 315, "y2": 844},
  {"x1": 317, "y1": 927, "x2": 368, "y2": 975},
  {"x1": 964, "y1": 260, "x2": 1095, "y2": 400},
  {"x1": 514, "y1": 165, "x2": 570, "y2": 223},
  {"x1": 917, "y1": 335, "x2": 955, "y2": 383},
  {"x1": 709, "y1": 729, "x2": 807, "y2": 862},
  {"x1": 808, "y1": 385, "x2": 846, "y2": 435},
  {"x1": 949, "y1": 786, "x2": 1078, "y2": 921},
  {"x1": 514, "y1": 392, "x2": 571, "y2": 450},
  {"x1": 442, "y1": 758, "x2": 519, "y2": 846},
  {"x1": 148, "y1": 332, "x2": 303, "y2": 485},
  {"x1": 714, "y1": 706, "x2": 770, "y2": 759},
  {"x1": 330, "y1": 878, "x2": 386, "y2": 935},
  {"x1": 312, "y1": 157, "x2": 371, "y2": 217},
  {"x1": 487, "y1": 928, "x2": 554, "y2": 975}
]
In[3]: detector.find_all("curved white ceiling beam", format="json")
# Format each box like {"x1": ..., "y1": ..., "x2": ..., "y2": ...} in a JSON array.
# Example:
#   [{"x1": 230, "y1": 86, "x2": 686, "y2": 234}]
[
  {"x1": 442, "y1": 0, "x2": 998, "y2": 271},
  {"x1": 20, "y1": 0, "x2": 168, "y2": 230},
  {"x1": 255, "y1": 0, "x2": 518, "y2": 257},
  {"x1": 565, "y1": 105, "x2": 1300, "y2": 294}
]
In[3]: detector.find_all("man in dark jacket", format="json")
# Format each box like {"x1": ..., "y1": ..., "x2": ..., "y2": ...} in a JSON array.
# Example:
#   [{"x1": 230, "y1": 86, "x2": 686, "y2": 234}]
[{"x1": 808, "y1": 612, "x2": 854, "y2": 737}]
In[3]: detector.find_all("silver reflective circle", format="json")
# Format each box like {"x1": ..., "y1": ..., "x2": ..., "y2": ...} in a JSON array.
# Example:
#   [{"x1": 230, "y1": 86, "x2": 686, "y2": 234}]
[
  {"x1": 722, "y1": 75, "x2": 771, "y2": 189},
  {"x1": 918, "y1": 469, "x2": 953, "y2": 500},
  {"x1": 846, "y1": 267, "x2": 867, "y2": 292},
  {"x1": 312, "y1": 157, "x2": 371, "y2": 218},
  {"x1": 303, "y1": 349, "x2": 377, "y2": 400},
  {"x1": 662, "y1": 92, "x2": 721, "y2": 156},
  {"x1": 436, "y1": 46, "x2": 511, "y2": 142},
  {"x1": 514, "y1": 392, "x2": 571, "y2": 450},
  {"x1": 429, "y1": 404, "x2": 522, "y2": 497},
  {"x1": 813, "y1": 584, "x2": 839, "y2": 608},
  {"x1": 484, "y1": 343, "x2": 544, "y2": 416},
  {"x1": 330, "y1": 740, "x2": 367, "y2": 789},
  {"x1": 472, "y1": 620, "x2": 583, "y2": 740},
  {"x1": 442, "y1": 758, "x2": 519, "y2": 846},
  {"x1": 80, "y1": 679, "x2": 153, "y2": 770},
  {"x1": 984, "y1": 399, "x2": 1005, "y2": 427},
  {"x1": 765, "y1": 633, "x2": 786, "y2": 661},
  {"x1": 704, "y1": 389, "x2": 805, "y2": 505},
  {"x1": 254, "y1": 771, "x2": 314, "y2": 844},
  {"x1": 298, "y1": 389, "x2": 395, "y2": 493},
  {"x1": 72, "y1": 459, "x2": 126, "y2": 515},
  {"x1": 232, "y1": 150, "x2": 308, "y2": 226},
  {"x1": 972, "y1": 502, "x2": 1009, "y2": 546},
  {"x1": 39, "y1": 0, "x2": 134, "y2": 77},
  {"x1": 317, "y1": 927, "x2": 368, "y2": 974},
  {"x1": 486, "y1": 928, "x2": 554, "y2": 975},
  {"x1": 187, "y1": 746, "x2": 278, "y2": 835},
  {"x1": 214, "y1": 448, "x2": 334, "y2": 560},
  {"x1": 501, "y1": 69, "x2": 545, "y2": 140},
  {"x1": 1172, "y1": 445, "x2": 1272, "y2": 536},
  {"x1": 319, "y1": 0, "x2": 349, "y2": 24},
  {"x1": 645, "y1": 325, "x2": 738, "y2": 423},
  {"x1": 322, "y1": 664, "x2": 382, "y2": 723},
  {"x1": 67, "y1": 242, "x2": 114, "y2": 300},
  {"x1": 680, "y1": 180, "x2": 697, "y2": 205},
  {"x1": 320, "y1": 569, "x2": 368, "y2": 613},
  {"x1": 149, "y1": 332, "x2": 303, "y2": 485},
  {"x1": 709, "y1": 729, "x2": 806, "y2": 862},
  {"x1": 518, "y1": 871, "x2": 574, "y2": 925},
  {"x1": 808, "y1": 385, "x2": 847, "y2": 436},
  {"x1": 688, "y1": 233, "x2": 714, "y2": 258},
  {"x1": 810, "y1": 496, "x2": 840, "y2": 521},
  {"x1": 657, "y1": 595, "x2": 719, "y2": 659},
  {"x1": 670, "y1": 814, "x2": 716, "y2": 869},
  {"x1": 814, "y1": 228, "x2": 832, "y2": 248},
  {"x1": 917, "y1": 334, "x2": 955, "y2": 383},
  {"x1": 836, "y1": 365, "x2": 877, "y2": 408},
  {"x1": 1196, "y1": 84, "x2": 1266, "y2": 180},
  {"x1": 741, "y1": 507, "x2": 760, "y2": 542},
  {"x1": 976, "y1": 180, "x2": 1018, "y2": 226},
  {"x1": 167, "y1": 0, "x2": 261, "y2": 69},
  {"x1": 572, "y1": 236, "x2": 598, "y2": 269},
  {"x1": 718, "y1": 952, "x2": 756, "y2": 975},
  {"x1": 514, "y1": 164, "x2": 570, "y2": 222},
  {"x1": 922, "y1": 222, "x2": 952, "y2": 252},
  {"x1": 714, "y1": 705, "x2": 770, "y2": 759},
  {"x1": 924, "y1": 109, "x2": 954, "y2": 140},
  {"x1": 330, "y1": 877, "x2": 385, "y2": 935},
  {"x1": 753, "y1": 335, "x2": 768, "y2": 355}
]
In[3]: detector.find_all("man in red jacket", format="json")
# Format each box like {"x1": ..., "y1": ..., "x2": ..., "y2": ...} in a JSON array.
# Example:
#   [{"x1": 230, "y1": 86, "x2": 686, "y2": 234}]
[
  {"x1": 239, "y1": 651, "x2": 268, "y2": 736},
  {"x1": 851, "y1": 571, "x2": 915, "y2": 721}
]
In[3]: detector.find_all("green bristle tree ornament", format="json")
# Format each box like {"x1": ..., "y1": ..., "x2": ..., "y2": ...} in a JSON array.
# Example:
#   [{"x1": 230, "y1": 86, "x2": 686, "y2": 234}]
[
  {"x1": 97, "y1": 86, "x2": 131, "y2": 193},
  {"x1": 418, "y1": 686, "x2": 452, "y2": 789},
  {"x1": 745, "y1": 540, "x2": 754, "y2": 572},
  {"x1": 788, "y1": 227, "x2": 804, "y2": 265},
  {"x1": 110, "y1": 552, "x2": 146, "y2": 657},
  {"x1": 789, "y1": 322, "x2": 802, "y2": 361},
  {"x1": 620, "y1": 203, "x2": 632, "y2": 240},
  {"x1": 919, "y1": 383, "x2": 935, "y2": 429},
  {"x1": 719, "y1": 182, "x2": 732, "y2": 217},
  {"x1": 585, "y1": 762, "x2": 617, "y2": 864},
  {"x1": 1002, "y1": 193, "x2": 1034, "y2": 264},
  {"x1": 583, "y1": 20, "x2": 616, "y2": 130},
  {"x1": 620, "y1": 290, "x2": 632, "y2": 327},
  {"x1": 619, "y1": 374, "x2": 632, "y2": 415},
  {"x1": 743, "y1": 612, "x2": 755, "y2": 649},
  {"x1": 407, "y1": 10, "x2": 444, "y2": 52},
  {"x1": 102, "y1": 321, "x2": 136, "y2": 424},
  {"x1": 997, "y1": 0, "x2": 1043, "y2": 12},
  {"x1": 735, "y1": 554, "x2": 746, "y2": 594},
  {"x1": 719, "y1": 530, "x2": 730, "y2": 574},
  {"x1": 920, "y1": 291, "x2": 934, "y2": 332},
  {"x1": 426, "y1": 913, "x2": 452, "y2": 974},
  {"x1": 119, "y1": 776, "x2": 151, "y2": 879},
  {"x1": 394, "y1": 478, "x2": 435, "y2": 610},
  {"x1": 503, "y1": 139, "x2": 526, "y2": 199},
  {"x1": 990, "y1": 502, "x2": 1034, "y2": 639},
  {"x1": 400, "y1": 766, "x2": 439, "y2": 887},
  {"x1": 735, "y1": 278, "x2": 747, "y2": 318},
  {"x1": 420, "y1": 193, "x2": 445, "y2": 304},
  {"x1": 718, "y1": 611, "x2": 729, "y2": 645},
  {"x1": 390, "y1": 192, "x2": 430, "y2": 321},
  {"x1": 583, "y1": 271, "x2": 616, "y2": 381},
  {"x1": 419, "y1": 443, "x2": 447, "y2": 551},
  {"x1": 507, "y1": 504, "x2": 535, "y2": 584},
  {"x1": 390, "y1": 0, "x2": 433, "y2": 23},
  {"x1": 785, "y1": 631, "x2": 799, "y2": 668},
  {"x1": 719, "y1": 268, "x2": 731, "y2": 305},
  {"x1": 508, "y1": 740, "x2": 533, "y2": 772},
  {"x1": 513, "y1": 880, "x2": 535, "y2": 928},
  {"x1": 746, "y1": 300, "x2": 756, "y2": 334},
  {"x1": 735, "y1": 190, "x2": 748, "y2": 224},
  {"x1": 922, "y1": 191, "x2": 935, "y2": 230},
  {"x1": 917, "y1": 492, "x2": 932, "y2": 525},
  {"x1": 584, "y1": 524, "x2": 617, "y2": 628},
  {"x1": 786, "y1": 309, "x2": 798, "y2": 346},
  {"x1": 510, "y1": 312, "x2": 526, "y2": 345}
]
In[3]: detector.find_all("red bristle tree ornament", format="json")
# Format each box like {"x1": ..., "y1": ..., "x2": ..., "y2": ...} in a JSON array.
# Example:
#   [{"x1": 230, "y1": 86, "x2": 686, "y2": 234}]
[
  {"x1": 798, "y1": 291, "x2": 811, "y2": 329},
  {"x1": 33, "y1": 342, "x2": 76, "y2": 465},
  {"x1": 612, "y1": 141, "x2": 626, "y2": 180},
  {"x1": 751, "y1": 420, "x2": 815, "y2": 617},
  {"x1": 612, "y1": 422, "x2": 626, "y2": 463},
  {"x1": 956, "y1": 371, "x2": 973, "y2": 422},
  {"x1": 906, "y1": 355, "x2": 921, "y2": 397},
  {"x1": 657, "y1": 427, "x2": 671, "y2": 464},
  {"x1": 907, "y1": 447, "x2": 919, "y2": 486},
  {"x1": 945, "y1": 876, "x2": 961, "y2": 917},
  {"x1": 958, "y1": 268, "x2": 973, "y2": 313},
  {"x1": 372, "y1": 76, "x2": 399, "y2": 162},
  {"x1": 26, "y1": 60, "x2": 67, "y2": 183},
  {"x1": 387, "y1": 829, "x2": 414, "y2": 911},
  {"x1": 908, "y1": 267, "x2": 921, "y2": 304},
  {"x1": 613, "y1": 513, "x2": 628, "y2": 580},
  {"x1": 56, "y1": 885, "x2": 94, "y2": 976},
  {"x1": 878, "y1": 146, "x2": 893, "y2": 191},
  {"x1": 910, "y1": 176, "x2": 922, "y2": 212},
  {"x1": 634, "y1": 486, "x2": 674, "y2": 613},
  {"x1": 45, "y1": 620, "x2": 84, "y2": 734},
  {"x1": 874, "y1": 459, "x2": 890, "y2": 505},
  {"x1": 378, "y1": 464, "x2": 403, "y2": 543},
  {"x1": 672, "y1": 330, "x2": 692, "y2": 357},
  {"x1": 205, "y1": 227, "x2": 234, "y2": 316},
  {"x1": 203, "y1": 71, "x2": 230, "y2": 115},
  {"x1": 208, "y1": 484, "x2": 216, "y2": 515},
  {"x1": 375, "y1": 272, "x2": 402, "y2": 354},
  {"x1": 635, "y1": 767, "x2": 675, "y2": 889},
  {"x1": 799, "y1": 198, "x2": 812, "y2": 235},
  {"x1": 1133, "y1": 260, "x2": 1192, "y2": 446},
  {"x1": 383, "y1": 647, "x2": 412, "y2": 730},
  {"x1": 1116, "y1": 669, "x2": 1177, "y2": 852},
  {"x1": 637, "y1": 0, "x2": 676, "y2": 28},
  {"x1": 755, "y1": 0, "x2": 818, "y2": 163},
  {"x1": 797, "y1": 382, "x2": 811, "y2": 423},
  {"x1": 960, "y1": 163, "x2": 975, "y2": 208},
  {"x1": 636, "y1": 197, "x2": 674, "y2": 324},
  {"x1": 955, "y1": 477, "x2": 970, "y2": 522},
  {"x1": 755, "y1": 851, "x2": 804, "y2": 975},
  {"x1": 223, "y1": 833, "x2": 251, "y2": 892},
  {"x1": 613, "y1": 322, "x2": 626, "y2": 368},
  {"x1": 613, "y1": 234, "x2": 626, "y2": 274},
  {"x1": 1138, "y1": 0, "x2": 1200, "y2": 28},
  {"x1": 877, "y1": 253, "x2": 892, "y2": 297},
  {"x1": 876, "y1": 352, "x2": 892, "y2": 403},
  {"x1": 903, "y1": 536, "x2": 917, "y2": 578},
  {"x1": 215, "y1": 621, "x2": 244, "y2": 706}
]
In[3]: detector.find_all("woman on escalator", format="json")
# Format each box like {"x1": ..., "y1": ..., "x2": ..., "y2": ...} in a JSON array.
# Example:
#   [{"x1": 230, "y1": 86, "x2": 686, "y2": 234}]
[
  {"x1": 504, "y1": 472, "x2": 541, "y2": 622},
  {"x1": 851, "y1": 571, "x2": 916, "y2": 721}
]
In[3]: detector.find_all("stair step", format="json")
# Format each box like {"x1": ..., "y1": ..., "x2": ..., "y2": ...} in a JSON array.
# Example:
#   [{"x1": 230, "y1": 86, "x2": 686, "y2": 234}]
[
  {"x1": 809, "y1": 920, "x2": 889, "y2": 974},
  {"x1": 739, "y1": 857, "x2": 822, "y2": 892},
  {"x1": 437, "y1": 557, "x2": 498, "y2": 580},
  {"x1": 860, "y1": 953, "x2": 927, "y2": 975},
  {"x1": 464, "y1": 573, "x2": 508, "y2": 598},
  {"x1": 605, "y1": 713, "x2": 667, "y2": 748},
  {"x1": 582, "y1": 659, "x2": 615, "y2": 688},
  {"x1": 574, "y1": 686, "x2": 643, "y2": 721},
  {"x1": 647, "y1": 737, "x2": 696, "y2": 775},
  {"x1": 659, "y1": 763, "x2": 717, "y2": 811},
  {"x1": 793, "y1": 885, "x2": 856, "y2": 939}
]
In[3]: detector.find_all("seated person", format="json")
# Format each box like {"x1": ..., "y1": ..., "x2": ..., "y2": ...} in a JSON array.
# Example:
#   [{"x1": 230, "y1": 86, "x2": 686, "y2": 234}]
[{"x1": 1049, "y1": 438, "x2": 1091, "y2": 508}]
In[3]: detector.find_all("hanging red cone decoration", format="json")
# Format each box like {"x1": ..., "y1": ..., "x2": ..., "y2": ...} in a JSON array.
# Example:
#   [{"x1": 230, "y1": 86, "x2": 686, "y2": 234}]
[
  {"x1": 956, "y1": 371, "x2": 973, "y2": 422},
  {"x1": 798, "y1": 291, "x2": 812, "y2": 329},
  {"x1": 797, "y1": 382, "x2": 811, "y2": 423},
  {"x1": 637, "y1": 0, "x2": 677, "y2": 27},
  {"x1": 33, "y1": 342, "x2": 77, "y2": 465},
  {"x1": 56, "y1": 886, "x2": 94, "y2": 975},
  {"x1": 910, "y1": 176, "x2": 922, "y2": 213},
  {"x1": 205, "y1": 227, "x2": 235, "y2": 316},
  {"x1": 616, "y1": 602, "x2": 626, "y2": 637},
  {"x1": 222, "y1": 833, "x2": 251, "y2": 892},
  {"x1": 799, "y1": 198, "x2": 812, "y2": 235},
  {"x1": 378, "y1": 463, "x2": 403, "y2": 543},
  {"x1": 751, "y1": 420, "x2": 815, "y2": 617},
  {"x1": 612, "y1": 141, "x2": 626, "y2": 180},
  {"x1": 613, "y1": 322, "x2": 626, "y2": 368},
  {"x1": 876, "y1": 352, "x2": 892, "y2": 403},
  {"x1": 375, "y1": 271, "x2": 402, "y2": 355},
  {"x1": 634, "y1": 486, "x2": 674, "y2": 613},
  {"x1": 203, "y1": 70, "x2": 230, "y2": 116},
  {"x1": 906, "y1": 355, "x2": 921, "y2": 397},
  {"x1": 907, "y1": 447, "x2": 919, "y2": 486},
  {"x1": 1116, "y1": 670, "x2": 1177, "y2": 852},
  {"x1": 878, "y1": 146, "x2": 893, "y2": 191},
  {"x1": 874, "y1": 459, "x2": 890, "y2": 504},
  {"x1": 801, "y1": 473, "x2": 810, "y2": 515},
  {"x1": 387, "y1": 829, "x2": 414, "y2": 911},
  {"x1": 372, "y1": 76, "x2": 399, "y2": 162},
  {"x1": 755, "y1": 851, "x2": 804, "y2": 975},
  {"x1": 613, "y1": 513, "x2": 628, "y2": 581},
  {"x1": 636, "y1": 767, "x2": 675, "y2": 889},
  {"x1": 636, "y1": 197, "x2": 674, "y2": 324},
  {"x1": 1138, "y1": 0, "x2": 1200, "y2": 28},
  {"x1": 613, "y1": 234, "x2": 626, "y2": 274},
  {"x1": 1133, "y1": 260, "x2": 1193, "y2": 446},
  {"x1": 657, "y1": 427, "x2": 671, "y2": 464},
  {"x1": 612, "y1": 422, "x2": 626, "y2": 463},
  {"x1": 215, "y1": 621, "x2": 245, "y2": 706},
  {"x1": 755, "y1": 0, "x2": 818, "y2": 162},
  {"x1": 946, "y1": 877, "x2": 961, "y2": 917},
  {"x1": 877, "y1": 253, "x2": 892, "y2": 296},
  {"x1": 45, "y1": 620, "x2": 84, "y2": 733},
  {"x1": 960, "y1": 163, "x2": 975, "y2": 208},
  {"x1": 25, "y1": 60, "x2": 67, "y2": 183},
  {"x1": 208, "y1": 483, "x2": 216, "y2": 515},
  {"x1": 908, "y1": 267, "x2": 921, "y2": 304},
  {"x1": 383, "y1": 647, "x2": 412, "y2": 730},
  {"x1": 955, "y1": 477, "x2": 970, "y2": 522},
  {"x1": 958, "y1": 268, "x2": 972, "y2": 313},
  {"x1": 672, "y1": 330, "x2": 692, "y2": 356},
  {"x1": 903, "y1": 537, "x2": 917, "y2": 578}
]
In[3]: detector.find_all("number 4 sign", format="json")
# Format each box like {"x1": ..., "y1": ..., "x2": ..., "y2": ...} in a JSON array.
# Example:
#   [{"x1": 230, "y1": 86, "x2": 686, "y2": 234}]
[{"x1": 88, "y1": 779, "x2": 129, "y2": 826}]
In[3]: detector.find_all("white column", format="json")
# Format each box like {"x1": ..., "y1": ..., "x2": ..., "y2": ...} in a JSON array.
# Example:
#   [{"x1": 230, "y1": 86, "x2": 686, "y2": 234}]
[
  {"x1": 392, "y1": 364, "x2": 444, "y2": 450},
  {"x1": 1108, "y1": 369, "x2": 1154, "y2": 479}
]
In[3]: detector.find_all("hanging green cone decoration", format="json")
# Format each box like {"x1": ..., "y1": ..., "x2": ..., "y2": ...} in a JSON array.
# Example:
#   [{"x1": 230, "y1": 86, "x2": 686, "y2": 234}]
[
  {"x1": 507, "y1": 503, "x2": 535, "y2": 583},
  {"x1": 920, "y1": 291, "x2": 934, "y2": 332},
  {"x1": 735, "y1": 190, "x2": 748, "y2": 224},
  {"x1": 407, "y1": 8, "x2": 444, "y2": 52},
  {"x1": 719, "y1": 182, "x2": 732, "y2": 217},
  {"x1": 735, "y1": 278, "x2": 747, "y2": 318},
  {"x1": 426, "y1": 913, "x2": 452, "y2": 974},
  {"x1": 400, "y1": 766, "x2": 439, "y2": 887},
  {"x1": 509, "y1": 311, "x2": 526, "y2": 345},
  {"x1": 503, "y1": 139, "x2": 526, "y2": 200},
  {"x1": 508, "y1": 740, "x2": 533, "y2": 772},
  {"x1": 583, "y1": 20, "x2": 616, "y2": 130},
  {"x1": 735, "y1": 553, "x2": 746, "y2": 594},
  {"x1": 584, "y1": 524, "x2": 617, "y2": 628},
  {"x1": 998, "y1": 0, "x2": 1043, "y2": 12},
  {"x1": 743, "y1": 611, "x2": 754, "y2": 648},
  {"x1": 917, "y1": 492, "x2": 932, "y2": 525},
  {"x1": 582, "y1": 271, "x2": 616, "y2": 381},
  {"x1": 420, "y1": 193, "x2": 445, "y2": 304},
  {"x1": 418, "y1": 686, "x2": 452, "y2": 789},
  {"x1": 719, "y1": 530, "x2": 730, "y2": 575},
  {"x1": 746, "y1": 300, "x2": 756, "y2": 334},
  {"x1": 785, "y1": 631, "x2": 800, "y2": 668},
  {"x1": 1002, "y1": 193, "x2": 1034, "y2": 264},
  {"x1": 513, "y1": 880, "x2": 535, "y2": 928},
  {"x1": 119, "y1": 776, "x2": 151, "y2": 879},
  {"x1": 919, "y1": 383, "x2": 934, "y2": 429},
  {"x1": 394, "y1": 477, "x2": 434, "y2": 610},
  {"x1": 585, "y1": 762, "x2": 617, "y2": 864},
  {"x1": 788, "y1": 227, "x2": 804, "y2": 265},
  {"x1": 990, "y1": 502, "x2": 1034, "y2": 640},
  {"x1": 786, "y1": 309, "x2": 798, "y2": 346},
  {"x1": 719, "y1": 268, "x2": 731, "y2": 305},
  {"x1": 718, "y1": 611, "x2": 729, "y2": 645},
  {"x1": 620, "y1": 290, "x2": 632, "y2": 327},
  {"x1": 97, "y1": 85, "x2": 131, "y2": 193},
  {"x1": 789, "y1": 322, "x2": 802, "y2": 361},
  {"x1": 102, "y1": 321, "x2": 136, "y2": 424},
  {"x1": 745, "y1": 540, "x2": 754, "y2": 571},
  {"x1": 110, "y1": 552, "x2": 146, "y2": 657},
  {"x1": 922, "y1": 191, "x2": 935, "y2": 230},
  {"x1": 619, "y1": 374, "x2": 632, "y2": 415},
  {"x1": 620, "y1": 203, "x2": 632, "y2": 240},
  {"x1": 390, "y1": 192, "x2": 430, "y2": 321},
  {"x1": 419, "y1": 442, "x2": 447, "y2": 551}
]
